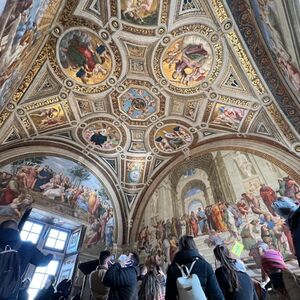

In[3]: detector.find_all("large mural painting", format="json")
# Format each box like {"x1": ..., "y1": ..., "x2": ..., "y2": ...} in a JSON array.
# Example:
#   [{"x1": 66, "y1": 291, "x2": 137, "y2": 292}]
[
  {"x1": 0, "y1": 0, "x2": 62, "y2": 107},
  {"x1": 137, "y1": 150, "x2": 299, "y2": 266},
  {"x1": 0, "y1": 156, "x2": 115, "y2": 250},
  {"x1": 250, "y1": 0, "x2": 300, "y2": 93}
]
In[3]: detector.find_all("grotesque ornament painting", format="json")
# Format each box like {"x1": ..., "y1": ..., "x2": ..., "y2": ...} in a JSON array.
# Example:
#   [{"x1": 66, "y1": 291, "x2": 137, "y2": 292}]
[{"x1": 58, "y1": 30, "x2": 112, "y2": 85}]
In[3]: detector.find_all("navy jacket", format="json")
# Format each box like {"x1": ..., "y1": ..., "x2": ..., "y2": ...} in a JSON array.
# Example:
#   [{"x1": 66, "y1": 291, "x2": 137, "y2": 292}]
[
  {"x1": 215, "y1": 266, "x2": 258, "y2": 300},
  {"x1": 103, "y1": 262, "x2": 139, "y2": 300},
  {"x1": 165, "y1": 249, "x2": 224, "y2": 300}
]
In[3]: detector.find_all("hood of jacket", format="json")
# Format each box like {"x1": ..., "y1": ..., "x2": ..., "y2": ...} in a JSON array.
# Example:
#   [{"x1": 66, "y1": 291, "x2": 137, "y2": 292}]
[
  {"x1": 172, "y1": 249, "x2": 202, "y2": 265},
  {"x1": 0, "y1": 228, "x2": 20, "y2": 247}
]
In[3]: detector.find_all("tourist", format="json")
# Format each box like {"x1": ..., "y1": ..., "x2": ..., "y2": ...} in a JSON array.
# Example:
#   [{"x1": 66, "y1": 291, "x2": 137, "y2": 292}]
[
  {"x1": 165, "y1": 235, "x2": 224, "y2": 300},
  {"x1": 214, "y1": 245, "x2": 258, "y2": 300},
  {"x1": 272, "y1": 197, "x2": 300, "y2": 266},
  {"x1": 103, "y1": 252, "x2": 140, "y2": 300},
  {"x1": 52, "y1": 279, "x2": 72, "y2": 300},
  {"x1": 261, "y1": 249, "x2": 300, "y2": 299},
  {"x1": 35, "y1": 276, "x2": 55, "y2": 300},
  {"x1": 0, "y1": 220, "x2": 53, "y2": 300},
  {"x1": 138, "y1": 271, "x2": 164, "y2": 300},
  {"x1": 89, "y1": 250, "x2": 112, "y2": 300}
]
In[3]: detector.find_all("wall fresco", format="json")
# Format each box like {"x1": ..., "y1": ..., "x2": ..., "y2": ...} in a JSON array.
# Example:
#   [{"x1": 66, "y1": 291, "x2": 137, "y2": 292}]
[
  {"x1": 0, "y1": 0, "x2": 62, "y2": 108},
  {"x1": 137, "y1": 151, "x2": 298, "y2": 266},
  {"x1": 0, "y1": 156, "x2": 115, "y2": 249}
]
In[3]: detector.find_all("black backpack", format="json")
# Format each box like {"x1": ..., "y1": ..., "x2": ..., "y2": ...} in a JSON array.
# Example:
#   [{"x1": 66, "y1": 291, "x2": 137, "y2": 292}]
[{"x1": 0, "y1": 244, "x2": 22, "y2": 298}]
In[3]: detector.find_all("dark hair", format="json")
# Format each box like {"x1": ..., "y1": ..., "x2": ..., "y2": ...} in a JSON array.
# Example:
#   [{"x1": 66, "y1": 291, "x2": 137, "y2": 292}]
[
  {"x1": 56, "y1": 279, "x2": 72, "y2": 296},
  {"x1": 99, "y1": 250, "x2": 111, "y2": 265},
  {"x1": 129, "y1": 252, "x2": 140, "y2": 266},
  {"x1": 178, "y1": 235, "x2": 197, "y2": 251},
  {"x1": 0, "y1": 220, "x2": 18, "y2": 229},
  {"x1": 214, "y1": 245, "x2": 239, "y2": 291},
  {"x1": 138, "y1": 271, "x2": 163, "y2": 300}
]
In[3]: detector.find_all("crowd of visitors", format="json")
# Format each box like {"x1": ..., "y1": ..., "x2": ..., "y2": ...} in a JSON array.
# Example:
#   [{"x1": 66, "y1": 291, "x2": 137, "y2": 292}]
[{"x1": 1, "y1": 195, "x2": 300, "y2": 300}]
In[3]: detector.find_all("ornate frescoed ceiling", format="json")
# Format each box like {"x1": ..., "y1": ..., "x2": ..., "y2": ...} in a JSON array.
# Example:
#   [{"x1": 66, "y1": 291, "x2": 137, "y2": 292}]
[{"x1": 0, "y1": 0, "x2": 299, "y2": 245}]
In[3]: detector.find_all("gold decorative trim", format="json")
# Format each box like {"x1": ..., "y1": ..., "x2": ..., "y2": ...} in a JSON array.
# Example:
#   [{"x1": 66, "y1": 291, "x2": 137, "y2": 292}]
[
  {"x1": 211, "y1": 0, "x2": 229, "y2": 23},
  {"x1": 218, "y1": 95, "x2": 252, "y2": 108},
  {"x1": 240, "y1": 110, "x2": 255, "y2": 132},
  {"x1": 23, "y1": 96, "x2": 60, "y2": 111},
  {"x1": 202, "y1": 100, "x2": 214, "y2": 122},
  {"x1": 122, "y1": 24, "x2": 156, "y2": 36},
  {"x1": 0, "y1": 110, "x2": 10, "y2": 128},
  {"x1": 227, "y1": 31, "x2": 265, "y2": 95},
  {"x1": 266, "y1": 103, "x2": 297, "y2": 143}
]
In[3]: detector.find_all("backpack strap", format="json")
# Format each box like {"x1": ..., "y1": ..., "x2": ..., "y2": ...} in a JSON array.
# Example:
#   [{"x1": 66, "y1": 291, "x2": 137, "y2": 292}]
[{"x1": 176, "y1": 258, "x2": 199, "y2": 278}]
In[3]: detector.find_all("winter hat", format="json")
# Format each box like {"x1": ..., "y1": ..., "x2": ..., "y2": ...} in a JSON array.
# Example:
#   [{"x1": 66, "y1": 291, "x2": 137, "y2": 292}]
[{"x1": 261, "y1": 249, "x2": 287, "y2": 274}]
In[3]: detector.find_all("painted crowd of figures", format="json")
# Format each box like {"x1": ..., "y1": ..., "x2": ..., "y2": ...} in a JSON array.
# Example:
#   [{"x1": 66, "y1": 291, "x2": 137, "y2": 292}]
[
  {"x1": 0, "y1": 160, "x2": 115, "y2": 248},
  {"x1": 138, "y1": 176, "x2": 300, "y2": 265}
]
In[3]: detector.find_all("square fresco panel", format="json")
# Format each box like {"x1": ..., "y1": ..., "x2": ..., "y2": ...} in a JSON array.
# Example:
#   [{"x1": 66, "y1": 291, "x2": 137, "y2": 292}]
[
  {"x1": 120, "y1": 0, "x2": 159, "y2": 26},
  {"x1": 29, "y1": 104, "x2": 68, "y2": 131},
  {"x1": 210, "y1": 103, "x2": 245, "y2": 130}
]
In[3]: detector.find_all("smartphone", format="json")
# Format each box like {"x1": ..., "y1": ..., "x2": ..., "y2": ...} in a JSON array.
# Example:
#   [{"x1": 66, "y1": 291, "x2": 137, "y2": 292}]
[{"x1": 111, "y1": 254, "x2": 115, "y2": 261}]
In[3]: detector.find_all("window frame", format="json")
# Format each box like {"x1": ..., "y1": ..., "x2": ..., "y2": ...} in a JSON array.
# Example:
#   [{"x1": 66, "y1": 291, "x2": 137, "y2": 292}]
[
  {"x1": 43, "y1": 226, "x2": 70, "y2": 253},
  {"x1": 20, "y1": 220, "x2": 44, "y2": 245}
]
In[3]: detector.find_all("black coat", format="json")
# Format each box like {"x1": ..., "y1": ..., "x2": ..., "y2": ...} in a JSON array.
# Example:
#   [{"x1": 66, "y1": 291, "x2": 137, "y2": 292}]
[
  {"x1": 165, "y1": 249, "x2": 224, "y2": 300},
  {"x1": 35, "y1": 286, "x2": 55, "y2": 300},
  {"x1": 215, "y1": 266, "x2": 258, "y2": 300},
  {"x1": 103, "y1": 262, "x2": 139, "y2": 300},
  {"x1": 0, "y1": 228, "x2": 53, "y2": 276}
]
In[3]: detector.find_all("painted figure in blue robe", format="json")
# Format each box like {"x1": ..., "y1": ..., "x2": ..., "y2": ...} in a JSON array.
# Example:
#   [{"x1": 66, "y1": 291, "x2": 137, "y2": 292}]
[
  {"x1": 105, "y1": 214, "x2": 114, "y2": 247},
  {"x1": 33, "y1": 165, "x2": 53, "y2": 191},
  {"x1": 197, "y1": 207, "x2": 207, "y2": 234}
]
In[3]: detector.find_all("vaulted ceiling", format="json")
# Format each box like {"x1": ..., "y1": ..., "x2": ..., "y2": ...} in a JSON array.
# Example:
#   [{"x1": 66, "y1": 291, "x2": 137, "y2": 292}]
[{"x1": 0, "y1": 0, "x2": 299, "y2": 242}]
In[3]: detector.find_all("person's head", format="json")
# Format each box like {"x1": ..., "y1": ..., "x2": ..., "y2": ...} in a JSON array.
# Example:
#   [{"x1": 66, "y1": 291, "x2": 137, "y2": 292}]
[
  {"x1": 99, "y1": 250, "x2": 111, "y2": 266},
  {"x1": 178, "y1": 235, "x2": 197, "y2": 251},
  {"x1": 139, "y1": 264, "x2": 148, "y2": 276},
  {"x1": 261, "y1": 249, "x2": 287, "y2": 276},
  {"x1": 0, "y1": 220, "x2": 18, "y2": 230},
  {"x1": 138, "y1": 271, "x2": 162, "y2": 300},
  {"x1": 214, "y1": 245, "x2": 239, "y2": 291},
  {"x1": 56, "y1": 279, "x2": 72, "y2": 297},
  {"x1": 128, "y1": 252, "x2": 140, "y2": 267}
]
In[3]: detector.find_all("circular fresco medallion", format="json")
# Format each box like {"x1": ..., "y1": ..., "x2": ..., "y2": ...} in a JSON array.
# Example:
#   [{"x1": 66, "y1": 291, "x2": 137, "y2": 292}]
[
  {"x1": 83, "y1": 122, "x2": 121, "y2": 150},
  {"x1": 161, "y1": 35, "x2": 213, "y2": 88},
  {"x1": 58, "y1": 29, "x2": 112, "y2": 85},
  {"x1": 154, "y1": 124, "x2": 193, "y2": 154}
]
